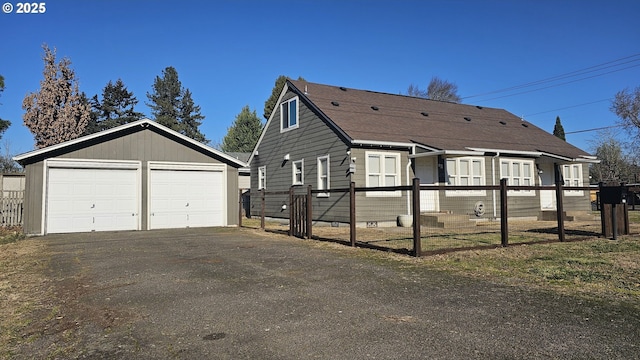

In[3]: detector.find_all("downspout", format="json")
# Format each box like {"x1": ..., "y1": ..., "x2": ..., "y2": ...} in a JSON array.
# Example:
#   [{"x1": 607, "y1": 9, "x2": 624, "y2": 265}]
[
  {"x1": 407, "y1": 145, "x2": 415, "y2": 215},
  {"x1": 492, "y1": 152, "x2": 500, "y2": 219}
]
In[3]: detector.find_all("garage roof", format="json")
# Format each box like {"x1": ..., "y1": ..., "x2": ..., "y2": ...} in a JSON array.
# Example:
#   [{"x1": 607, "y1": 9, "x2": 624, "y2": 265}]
[{"x1": 14, "y1": 119, "x2": 247, "y2": 168}]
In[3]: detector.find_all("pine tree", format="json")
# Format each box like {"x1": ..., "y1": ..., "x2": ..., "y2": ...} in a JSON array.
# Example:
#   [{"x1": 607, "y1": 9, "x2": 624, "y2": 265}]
[
  {"x1": 22, "y1": 45, "x2": 90, "y2": 148},
  {"x1": 553, "y1": 116, "x2": 566, "y2": 141},
  {"x1": 179, "y1": 89, "x2": 207, "y2": 143},
  {"x1": 146, "y1": 66, "x2": 207, "y2": 142},
  {"x1": 147, "y1": 67, "x2": 182, "y2": 131},
  {"x1": 92, "y1": 79, "x2": 143, "y2": 132},
  {"x1": 263, "y1": 75, "x2": 305, "y2": 120},
  {"x1": 222, "y1": 105, "x2": 262, "y2": 152}
]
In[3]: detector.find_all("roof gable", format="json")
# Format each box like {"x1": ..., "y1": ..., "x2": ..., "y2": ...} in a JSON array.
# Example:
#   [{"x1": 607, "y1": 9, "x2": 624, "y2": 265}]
[
  {"x1": 288, "y1": 80, "x2": 593, "y2": 160},
  {"x1": 14, "y1": 119, "x2": 247, "y2": 168}
]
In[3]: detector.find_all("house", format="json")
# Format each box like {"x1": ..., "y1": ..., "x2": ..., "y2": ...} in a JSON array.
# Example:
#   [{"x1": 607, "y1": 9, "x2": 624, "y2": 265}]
[
  {"x1": 14, "y1": 119, "x2": 246, "y2": 235},
  {"x1": 249, "y1": 80, "x2": 598, "y2": 225}
]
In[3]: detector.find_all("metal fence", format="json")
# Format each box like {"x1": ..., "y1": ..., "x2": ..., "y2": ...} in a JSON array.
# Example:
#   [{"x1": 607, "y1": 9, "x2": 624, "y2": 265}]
[
  {"x1": 241, "y1": 180, "x2": 636, "y2": 256},
  {"x1": 1, "y1": 190, "x2": 24, "y2": 227}
]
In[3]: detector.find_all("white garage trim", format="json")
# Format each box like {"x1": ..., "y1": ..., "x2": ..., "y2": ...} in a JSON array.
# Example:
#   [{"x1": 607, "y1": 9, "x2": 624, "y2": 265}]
[
  {"x1": 147, "y1": 161, "x2": 227, "y2": 230},
  {"x1": 41, "y1": 158, "x2": 142, "y2": 235}
]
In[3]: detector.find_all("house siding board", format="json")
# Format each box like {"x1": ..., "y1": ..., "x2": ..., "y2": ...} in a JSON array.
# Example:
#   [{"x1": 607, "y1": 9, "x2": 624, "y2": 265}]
[
  {"x1": 23, "y1": 162, "x2": 43, "y2": 234},
  {"x1": 250, "y1": 88, "x2": 351, "y2": 221}
]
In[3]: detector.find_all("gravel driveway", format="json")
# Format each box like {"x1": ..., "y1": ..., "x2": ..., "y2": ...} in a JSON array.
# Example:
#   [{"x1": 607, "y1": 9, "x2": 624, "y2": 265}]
[{"x1": 12, "y1": 227, "x2": 639, "y2": 359}]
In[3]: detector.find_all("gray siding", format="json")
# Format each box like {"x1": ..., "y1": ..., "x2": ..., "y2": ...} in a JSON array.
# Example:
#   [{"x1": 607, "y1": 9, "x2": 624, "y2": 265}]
[
  {"x1": 23, "y1": 128, "x2": 239, "y2": 234},
  {"x1": 24, "y1": 162, "x2": 43, "y2": 234},
  {"x1": 251, "y1": 91, "x2": 351, "y2": 222}
]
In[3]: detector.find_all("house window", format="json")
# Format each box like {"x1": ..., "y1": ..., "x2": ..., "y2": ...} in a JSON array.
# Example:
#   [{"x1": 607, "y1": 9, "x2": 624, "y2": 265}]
[
  {"x1": 500, "y1": 159, "x2": 535, "y2": 196},
  {"x1": 445, "y1": 157, "x2": 486, "y2": 196},
  {"x1": 258, "y1": 166, "x2": 266, "y2": 190},
  {"x1": 366, "y1": 152, "x2": 401, "y2": 197},
  {"x1": 292, "y1": 159, "x2": 304, "y2": 185},
  {"x1": 563, "y1": 164, "x2": 584, "y2": 196},
  {"x1": 280, "y1": 97, "x2": 299, "y2": 131},
  {"x1": 317, "y1": 155, "x2": 330, "y2": 197}
]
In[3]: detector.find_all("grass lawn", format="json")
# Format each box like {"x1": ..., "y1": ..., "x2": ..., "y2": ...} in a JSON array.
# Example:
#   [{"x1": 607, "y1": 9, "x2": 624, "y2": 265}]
[{"x1": 244, "y1": 212, "x2": 640, "y2": 307}]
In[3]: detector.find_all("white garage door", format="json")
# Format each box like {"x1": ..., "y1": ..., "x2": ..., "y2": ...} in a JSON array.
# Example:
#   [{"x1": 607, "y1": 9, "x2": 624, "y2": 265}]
[
  {"x1": 149, "y1": 167, "x2": 225, "y2": 229},
  {"x1": 46, "y1": 167, "x2": 139, "y2": 234}
]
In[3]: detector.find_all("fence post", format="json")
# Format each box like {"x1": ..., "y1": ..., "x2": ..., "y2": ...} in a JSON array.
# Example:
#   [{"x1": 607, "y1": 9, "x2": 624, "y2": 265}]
[
  {"x1": 306, "y1": 185, "x2": 313, "y2": 239},
  {"x1": 500, "y1": 178, "x2": 509, "y2": 247},
  {"x1": 350, "y1": 181, "x2": 356, "y2": 247},
  {"x1": 289, "y1": 186, "x2": 294, "y2": 237},
  {"x1": 238, "y1": 189, "x2": 243, "y2": 227},
  {"x1": 260, "y1": 189, "x2": 265, "y2": 230},
  {"x1": 412, "y1": 177, "x2": 421, "y2": 257},
  {"x1": 554, "y1": 164, "x2": 566, "y2": 242}
]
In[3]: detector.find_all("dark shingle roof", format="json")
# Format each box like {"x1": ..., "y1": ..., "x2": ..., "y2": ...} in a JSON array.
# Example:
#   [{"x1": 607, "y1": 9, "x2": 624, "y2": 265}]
[{"x1": 289, "y1": 80, "x2": 592, "y2": 160}]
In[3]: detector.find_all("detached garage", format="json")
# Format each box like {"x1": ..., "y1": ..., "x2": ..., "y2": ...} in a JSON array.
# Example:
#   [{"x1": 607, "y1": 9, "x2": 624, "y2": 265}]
[{"x1": 14, "y1": 119, "x2": 246, "y2": 235}]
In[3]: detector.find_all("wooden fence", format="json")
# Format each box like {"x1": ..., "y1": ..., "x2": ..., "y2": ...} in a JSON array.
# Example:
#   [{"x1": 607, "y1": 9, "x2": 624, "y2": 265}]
[{"x1": 1, "y1": 190, "x2": 24, "y2": 227}]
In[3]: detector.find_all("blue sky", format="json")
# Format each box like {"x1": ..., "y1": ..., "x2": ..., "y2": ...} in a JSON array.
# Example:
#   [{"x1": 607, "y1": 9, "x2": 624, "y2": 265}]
[{"x1": 1, "y1": 0, "x2": 639, "y2": 157}]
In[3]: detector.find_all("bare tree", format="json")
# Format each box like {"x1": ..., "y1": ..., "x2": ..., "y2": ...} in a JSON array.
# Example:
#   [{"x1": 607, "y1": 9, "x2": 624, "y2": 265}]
[
  {"x1": 22, "y1": 44, "x2": 90, "y2": 149},
  {"x1": 407, "y1": 77, "x2": 461, "y2": 103},
  {"x1": 611, "y1": 86, "x2": 640, "y2": 148},
  {"x1": 589, "y1": 130, "x2": 634, "y2": 183}
]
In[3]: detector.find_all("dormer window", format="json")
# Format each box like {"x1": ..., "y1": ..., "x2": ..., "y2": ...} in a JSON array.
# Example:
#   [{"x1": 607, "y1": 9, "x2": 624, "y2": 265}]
[{"x1": 281, "y1": 97, "x2": 299, "y2": 132}]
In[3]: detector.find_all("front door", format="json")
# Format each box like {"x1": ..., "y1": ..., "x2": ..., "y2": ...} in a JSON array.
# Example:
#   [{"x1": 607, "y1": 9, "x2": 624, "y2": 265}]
[
  {"x1": 539, "y1": 163, "x2": 556, "y2": 210},
  {"x1": 415, "y1": 157, "x2": 439, "y2": 212}
]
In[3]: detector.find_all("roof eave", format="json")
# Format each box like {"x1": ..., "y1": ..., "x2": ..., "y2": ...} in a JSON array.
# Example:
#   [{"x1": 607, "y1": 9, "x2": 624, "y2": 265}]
[{"x1": 13, "y1": 119, "x2": 247, "y2": 168}]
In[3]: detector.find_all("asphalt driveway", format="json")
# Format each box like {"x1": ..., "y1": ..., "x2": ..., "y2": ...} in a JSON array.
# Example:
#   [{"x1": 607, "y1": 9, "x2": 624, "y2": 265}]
[{"x1": 13, "y1": 227, "x2": 640, "y2": 359}]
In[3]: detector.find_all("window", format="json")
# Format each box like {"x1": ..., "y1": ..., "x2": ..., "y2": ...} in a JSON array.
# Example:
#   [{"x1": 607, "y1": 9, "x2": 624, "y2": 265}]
[
  {"x1": 280, "y1": 97, "x2": 299, "y2": 131},
  {"x1": 445, "y1": 157, "x2": 485, "y2": 196},
  {"x1": 366, "y1": 152, "x2": 401, "y2": 197},
  {"x1": 317, "y1": 155, "x2": 330, "y2": 197},
  {"x1": 258, "y1": 166, "x2": 266, "y2": 190},
  {"x1": 563, "y1": 164, "x2": 584, "y2": 196},
  {"x1": 292, "y1": 160, "x2": 304, "y2": 185},
  {"x1": 500, "y1": 159, "x2": 535, "y2": 196}
]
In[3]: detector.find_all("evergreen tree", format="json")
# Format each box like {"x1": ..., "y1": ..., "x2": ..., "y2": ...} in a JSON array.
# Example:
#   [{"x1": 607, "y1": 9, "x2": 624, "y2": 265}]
[
  {"x1": 22, "y1": 45, "x2": 90, "y2": 148},
  {"x1": 222, "y1": 105, "x2": 262, "y2": 152},
  {"x1": 0, "y1": 75, "x2": 10, "y2": 139},
  {"x1": 81, "y1": 93, "x2": 101, "y2": 136},
  {"x1": 91, "y1": 79, "x2": 143, "y2": 133},
  {"x1": 179, "y1": 89, "x2": 207, "y2": 143},
  {"x1": 263, "y1": 75, "x2": 305, "y2": 120},
  {"x1": 553, "y1": 116, "x2": 566, "y2": 141},
  {"x1": 146, "y1": 66, "x2": 207, "y2": 142}
]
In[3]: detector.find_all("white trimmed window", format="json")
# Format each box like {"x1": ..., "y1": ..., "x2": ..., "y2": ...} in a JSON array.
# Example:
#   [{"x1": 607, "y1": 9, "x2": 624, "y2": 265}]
[
  {"x1": 280, "y1": 97, "x2": 299, "y2": 131},
  {"x1": 292, "y1": 159, "x2": 304, "y2": 185},
  {"x1": 258, "y1": 166, "x2": 266, "y2": 190},
  {"x1": 366, "y1": 152, "x2": 401, "y2": 197},
  {"x1": 317, "y1": 155, "x2": 330, "y2": 197},
  {"x1": 563, "y1": 164, "x2": 584, "y2": 196},
  {"x1": 445, "y1": 157, "x2": 486, "y2": 196},
  {"x1": 500, "y1": 159, "x2": 535, "y2": 196}
]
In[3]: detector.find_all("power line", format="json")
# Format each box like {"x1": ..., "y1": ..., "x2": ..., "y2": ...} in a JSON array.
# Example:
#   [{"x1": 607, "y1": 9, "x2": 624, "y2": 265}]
[
  {"x1": 524, "y1": 98, "x2": 611, "y2": 117},
  {"x1": 472, "y1": 63, "x2": 640, "y2": 102},
  {"x1": 565, "y1": 124, "x2": 623, "y2": 135},
  {"x1": 462, "y1": 53, "x2": 640, "y2": 100}
]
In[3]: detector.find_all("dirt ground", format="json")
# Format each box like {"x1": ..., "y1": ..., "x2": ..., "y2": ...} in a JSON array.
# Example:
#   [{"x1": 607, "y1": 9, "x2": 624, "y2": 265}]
[{"x1": 1, "y1": 227, "x2": 639, "y2": 359}]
